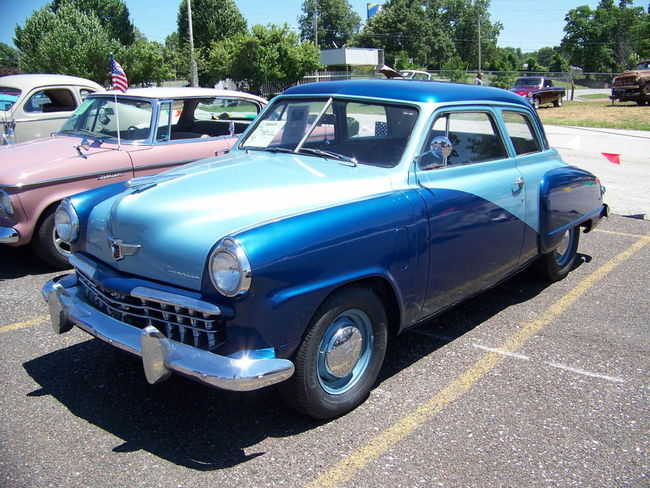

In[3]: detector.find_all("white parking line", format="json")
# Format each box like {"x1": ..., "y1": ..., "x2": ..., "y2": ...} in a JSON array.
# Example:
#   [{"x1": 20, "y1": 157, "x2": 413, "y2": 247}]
[
  {"x1": 544, "y1": 361, "x2": 627, "y2": 383},
  {"x1": 472, "y1": 343, "x2": 626, "y2": 383}
]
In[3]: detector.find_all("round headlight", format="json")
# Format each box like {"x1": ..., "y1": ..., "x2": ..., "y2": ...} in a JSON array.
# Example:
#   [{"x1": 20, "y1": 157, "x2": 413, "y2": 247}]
[
  {"x1": 209, "y1": 238, "x2": 251, "y2": 297},
  {"x1": 0, "y1": 190, "x2": 14, "y2": 216},
  {"x1": 54, "y1": 199, "x2": 79, "y2": 244}
]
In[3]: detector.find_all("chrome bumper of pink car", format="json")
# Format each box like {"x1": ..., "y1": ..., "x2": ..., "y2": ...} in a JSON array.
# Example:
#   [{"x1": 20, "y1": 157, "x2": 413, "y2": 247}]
[
  {"x1": 42, "y1": 275, "x2": 294, "y2": 392},
  {"x1": 0, "y1": 226, "x2": 19, "y2": 243}
]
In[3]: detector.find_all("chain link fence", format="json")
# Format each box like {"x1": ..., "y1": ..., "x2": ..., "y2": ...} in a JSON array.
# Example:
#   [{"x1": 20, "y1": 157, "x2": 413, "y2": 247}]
[{"x1": 258, "y1": 70, "x2": 620, "y2": 99}]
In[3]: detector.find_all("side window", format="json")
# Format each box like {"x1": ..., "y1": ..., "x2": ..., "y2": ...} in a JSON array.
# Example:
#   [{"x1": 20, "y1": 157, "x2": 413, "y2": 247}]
[
  {"x1": 420, "y1": 111, "x2": 508, "y2": 168},
  {"x1": 346, "y1": 103, "x2": 388, "y2": 138},
  {"x1": 502, "y1": 111, "x2": 541, "y2": 155},
  {"x1": 79, "y1": 89, "x2": 94, "y2": 100},
  {"x1": 24, "y1": 88, "x2": 77, "y2": 113}
]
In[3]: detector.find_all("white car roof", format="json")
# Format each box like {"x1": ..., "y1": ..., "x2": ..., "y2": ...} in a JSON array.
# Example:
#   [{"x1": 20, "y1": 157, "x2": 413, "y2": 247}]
[
  {"x1": 95, "y1": 87, "x2": 267, "y2": 104},
  {"x1": 0, "y1": 74, "x2": 104, "y2": 91}
]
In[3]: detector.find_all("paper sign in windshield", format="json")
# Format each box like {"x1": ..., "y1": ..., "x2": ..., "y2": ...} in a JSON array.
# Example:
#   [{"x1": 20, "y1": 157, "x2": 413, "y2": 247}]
[{"x1": 246, "y1": 120, "x2": 286, "y2": 147}]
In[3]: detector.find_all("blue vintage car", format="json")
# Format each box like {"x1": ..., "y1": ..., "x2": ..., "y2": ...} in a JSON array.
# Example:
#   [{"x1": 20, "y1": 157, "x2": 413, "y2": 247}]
[{"x1": 42, "y1": 80, "x2": 608, "y2": 419}]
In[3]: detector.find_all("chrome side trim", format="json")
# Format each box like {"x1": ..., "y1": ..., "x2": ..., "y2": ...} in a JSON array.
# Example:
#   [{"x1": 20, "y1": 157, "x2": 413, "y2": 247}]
[
  {"x1": 4, "y1": 167, "x2": 135, "y2": 190},
  {"x1": 0, "y1": 226, "x2": 19, "y2": 243},
  {"x1": 42, "y1": 278, "x2": 294, "y2": 391}
]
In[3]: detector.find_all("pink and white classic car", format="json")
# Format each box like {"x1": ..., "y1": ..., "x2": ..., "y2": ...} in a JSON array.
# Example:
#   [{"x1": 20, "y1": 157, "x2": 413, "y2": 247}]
[{"x1": 0, "y1": 87, "x2": 266, "y2": 268}]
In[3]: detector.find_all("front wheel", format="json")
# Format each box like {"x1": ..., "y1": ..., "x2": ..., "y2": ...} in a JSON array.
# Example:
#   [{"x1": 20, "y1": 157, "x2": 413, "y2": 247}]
[
  {"x1": 554, "y1": 97, "x2": 563, "y2": 107},
  {"x1": 537, "y1": 227, "x2": 580, "y2": 281},
  {"x1": 533, "y1": 97, "x2": 541, "y2": 109},
  {"x1": 32, "y1": 207, "x2": 72, "y2": 269},
  {"x1": 280, "y1": 286, "x2": 388, "y2": 419}
]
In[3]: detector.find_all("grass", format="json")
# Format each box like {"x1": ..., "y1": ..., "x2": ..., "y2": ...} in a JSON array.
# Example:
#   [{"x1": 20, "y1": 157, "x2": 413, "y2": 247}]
[
  {"x1": 536, "y1": 100, "x2": 650, "y2": 131},
  {"x1": 578, "y1": 93, "x2": 611, "y2": 100}
]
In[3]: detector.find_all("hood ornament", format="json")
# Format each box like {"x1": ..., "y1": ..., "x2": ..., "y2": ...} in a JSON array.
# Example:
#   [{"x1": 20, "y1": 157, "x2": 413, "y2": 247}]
[{"x1": 109, "y1": 237, "x2": 141, "y2": 261}]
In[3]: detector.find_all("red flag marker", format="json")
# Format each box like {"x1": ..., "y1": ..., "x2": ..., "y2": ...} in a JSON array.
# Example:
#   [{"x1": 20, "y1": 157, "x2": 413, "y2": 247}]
[{"x1": 602, "y1": 153, "x2": 621, "y2": 164}]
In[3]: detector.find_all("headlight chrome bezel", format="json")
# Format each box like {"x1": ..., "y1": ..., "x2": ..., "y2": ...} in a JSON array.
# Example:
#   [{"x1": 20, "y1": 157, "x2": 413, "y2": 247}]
[
  {"x1": 0, "y1": 190, "x2": 14, "y2": 216},
  {"x1": 208, "y1": 237, "x2": 252, "y2": 297},
  {"x1": 54, "y1": 199, "x2": 79, "y2": 244}
]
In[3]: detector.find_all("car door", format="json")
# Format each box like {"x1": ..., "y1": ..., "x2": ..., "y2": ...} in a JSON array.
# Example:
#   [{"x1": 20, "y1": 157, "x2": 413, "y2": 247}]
[
  {"x1": 415, "y1": 107, "x2": 526, "y2": 319},
  {"x1": 14, "y1": 86, "x2": 80, "y2": 142}
]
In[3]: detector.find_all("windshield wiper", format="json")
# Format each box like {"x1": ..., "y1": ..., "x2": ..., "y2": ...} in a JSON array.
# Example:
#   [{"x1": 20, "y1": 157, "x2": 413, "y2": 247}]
[
  {"x1": 245, "y1": 146, "x2": 296, "y2": 154},
  {"x1": 298, "y1": 147, "x2": 358, "y2": 166},
  {"x1": 57, "y1": 129, "x2": 107, "y2": 141}
]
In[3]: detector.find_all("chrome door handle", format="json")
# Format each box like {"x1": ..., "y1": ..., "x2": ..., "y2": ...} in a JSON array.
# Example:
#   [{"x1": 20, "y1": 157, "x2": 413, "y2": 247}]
[{"x1": 514, "y1": 177, "x2": 525, "y2": 188}]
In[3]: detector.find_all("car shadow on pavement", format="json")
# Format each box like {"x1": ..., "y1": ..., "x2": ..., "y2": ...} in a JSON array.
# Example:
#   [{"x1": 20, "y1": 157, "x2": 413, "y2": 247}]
[
  {"x1": 21, "y1": 254, "x2": 591, "y2": 470},
  {"x1": 0, "y1": 245, "x2": 65, "y2": 280},
  {"x1": 23, "y1": 339, "x2": 321, "y2": 470}
]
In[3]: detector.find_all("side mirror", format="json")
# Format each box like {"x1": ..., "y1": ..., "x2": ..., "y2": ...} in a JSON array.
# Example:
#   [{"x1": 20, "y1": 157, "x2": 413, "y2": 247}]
[
  {"x1": 420, "y1": 136, "x2": 452, "y2": 170},
  {"x1": 75, "y1": 137, "x2": 90, "y2": 158}
]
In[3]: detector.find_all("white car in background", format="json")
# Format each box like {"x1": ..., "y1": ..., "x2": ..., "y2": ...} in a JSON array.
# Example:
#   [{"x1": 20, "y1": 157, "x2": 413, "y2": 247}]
[{"x1": 1, "y1": 74, "x2": 103, "y2": 145}]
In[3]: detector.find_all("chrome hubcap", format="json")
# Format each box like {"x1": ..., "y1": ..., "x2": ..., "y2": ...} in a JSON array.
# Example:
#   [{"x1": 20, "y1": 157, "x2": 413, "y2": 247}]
[
  {"x1": 324, "y1": 326, "x2": 363, "y2": 378},
  {"x1": 317, "y1": 309, "x2": 373, "y2": 395},
  {"x1": 555, "y1": 230, "x2": 570, "y2": 257}
]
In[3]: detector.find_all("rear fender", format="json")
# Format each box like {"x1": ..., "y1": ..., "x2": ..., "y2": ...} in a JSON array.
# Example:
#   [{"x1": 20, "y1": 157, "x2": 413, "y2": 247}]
[{"x1": 539, "y1": 166, "x2": 605, "y2": 254}]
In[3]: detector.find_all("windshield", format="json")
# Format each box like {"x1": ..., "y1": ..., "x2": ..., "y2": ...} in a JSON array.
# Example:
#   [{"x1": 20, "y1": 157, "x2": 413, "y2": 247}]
[
  {"x1": 513, "y1": 78, "x2": 542, "y2": 87},
  {"x1": 240, "y1": 98, "x2": 419, "y2": 167},
  {"x1": 635, "y1": 61, "x2": 650, "y2": 70},
  {"x1": 58, "y1": 96, "x2": 153, "y2": 141},
  {"x1": 0, "y1": 87, "x2": 21, "y2": 111}
]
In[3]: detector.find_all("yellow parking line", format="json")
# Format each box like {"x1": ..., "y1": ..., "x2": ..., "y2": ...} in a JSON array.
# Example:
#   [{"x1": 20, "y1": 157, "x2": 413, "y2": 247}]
[
  {"x1": 0, "y1": 315, "x2": 50, "y2": 334},
  {"x1": 594, "y1": 228, "x2": 650, "y2": 240},
  {"x1": 305, "y1": 232, "x2": 650, "y2": 488}
]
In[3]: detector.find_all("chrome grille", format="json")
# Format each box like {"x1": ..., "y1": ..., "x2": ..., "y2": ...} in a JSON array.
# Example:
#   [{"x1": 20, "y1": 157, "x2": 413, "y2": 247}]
[
  {"x1": 613, "y1": 78, "x2": 638, "y2": 87},
  {"x1": 77, "y1": 273, "x2": 225, "y2": 351}
]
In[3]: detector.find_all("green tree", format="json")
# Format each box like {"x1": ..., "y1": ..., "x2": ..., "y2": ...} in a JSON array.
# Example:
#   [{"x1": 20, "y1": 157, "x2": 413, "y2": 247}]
[
  {"x1": 562, "y1": 0, "x2": 649, "y2": 72},
  {"x1": 524, "y1": 57, "x2": 543, "y2": 72},
  {"x1": 535, "y1": 46, "x2": 555, "y2": 69},
  {"x1": 299, "y1": 0, "x2": 362, "y2": 49},
  {"x1": 118, "y1": 37, "x2": 172, "y2": 86},
  {"x1": 549, "y1": 52, "x2": 570, "y2": 73},
  {"x1": 163, "y1": 32, "x2": 191, "y2": 80},
  {"x1": 177, "y1": 0, "x2": 247, "y2": 51},
  {"x1": 0, "y1": 42, "x2": 19, "y2": 68},
  {"x1": 438, "y1": 0, "x2": 502, "y2": 71},
  {"x1": 51, "y1": 0, "x2": 136, "y2": 45},
  {"x1": 14, "y1": 2, "x2": 118, "y2": 84},
  {"x1": 206, "y1": 23, "x2": 321, "y2": 94},
  {"x1": 353, "y1": 0, "x2": 441, "y2": 68}
]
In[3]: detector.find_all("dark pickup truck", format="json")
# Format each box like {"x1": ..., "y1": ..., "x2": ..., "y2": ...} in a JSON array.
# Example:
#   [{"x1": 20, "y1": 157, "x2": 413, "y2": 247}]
[{"x1": 510, "y1": 77, "x2": 566, "y2": 109}]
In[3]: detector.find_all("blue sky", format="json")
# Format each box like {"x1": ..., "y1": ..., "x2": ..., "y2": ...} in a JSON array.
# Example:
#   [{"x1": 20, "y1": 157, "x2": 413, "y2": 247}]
[{"x1": 1, "y1": 0, "x2": 647, "y2": 53}]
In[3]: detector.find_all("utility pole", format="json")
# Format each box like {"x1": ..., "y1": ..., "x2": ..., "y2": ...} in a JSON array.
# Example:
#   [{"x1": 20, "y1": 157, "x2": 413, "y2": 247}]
[
  {"x1": 313, "y1": 0, "x2": 319, "y2": 82},
  {"x1": 477, "y1": 4, "x2": 482, "y2": 73},
  {"x1": 187, "y1": 0, "x2": 199, "y2": 87}
]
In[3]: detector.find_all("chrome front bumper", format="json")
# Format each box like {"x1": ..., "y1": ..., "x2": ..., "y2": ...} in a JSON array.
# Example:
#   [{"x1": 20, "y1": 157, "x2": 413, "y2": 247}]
[
  {"x1": 42, "y1": 275, "x2": 294, "y2": 391},
  {"x1": 0, "y1": 226, "x2": 19, "y2": 243}
]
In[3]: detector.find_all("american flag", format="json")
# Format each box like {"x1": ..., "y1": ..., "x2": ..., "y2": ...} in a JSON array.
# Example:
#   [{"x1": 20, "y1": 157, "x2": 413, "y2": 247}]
[{"x1": 110, "y1": 56, "x2": 128, "y2": 92}]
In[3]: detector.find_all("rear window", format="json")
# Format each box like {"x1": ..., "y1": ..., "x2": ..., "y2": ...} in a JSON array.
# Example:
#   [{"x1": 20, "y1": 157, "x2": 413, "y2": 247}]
[{"x1": 0, "y1": 87, "x2": 21, "y2": 111}]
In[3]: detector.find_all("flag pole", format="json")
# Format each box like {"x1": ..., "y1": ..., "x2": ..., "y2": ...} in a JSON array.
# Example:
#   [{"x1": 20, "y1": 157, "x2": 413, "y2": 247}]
[{"x1": 110, "y1": 53, "x2": 122, "y2": 150}]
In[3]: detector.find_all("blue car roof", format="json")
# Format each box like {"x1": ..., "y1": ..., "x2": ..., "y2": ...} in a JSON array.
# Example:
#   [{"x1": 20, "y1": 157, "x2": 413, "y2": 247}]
[{"x1": 283, "y1": 79, "x2": 529, "y2": 107}]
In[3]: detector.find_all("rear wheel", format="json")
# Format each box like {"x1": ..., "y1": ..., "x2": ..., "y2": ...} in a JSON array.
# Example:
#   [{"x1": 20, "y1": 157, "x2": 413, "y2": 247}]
[
  {"x1": 32, "y1": 207, "x2": 72, "y2": 269},
  {"x1": 537, "y1": 227, "x2": 580, "y2": 281},
  {"x1": 280, "y1": 286, "x2": 388, "y2": 419}
]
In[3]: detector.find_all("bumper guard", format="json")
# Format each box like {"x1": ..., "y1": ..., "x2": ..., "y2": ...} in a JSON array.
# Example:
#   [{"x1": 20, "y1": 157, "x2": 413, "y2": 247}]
[{"x1": 42, "y1": 275, "x2": 294, "y2": 392}]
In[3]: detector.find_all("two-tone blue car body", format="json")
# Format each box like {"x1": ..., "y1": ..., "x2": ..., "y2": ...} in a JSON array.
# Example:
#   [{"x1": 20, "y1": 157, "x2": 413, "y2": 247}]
[{"x1": 43, "y1": 80, "x2": 608, "y2": 419}]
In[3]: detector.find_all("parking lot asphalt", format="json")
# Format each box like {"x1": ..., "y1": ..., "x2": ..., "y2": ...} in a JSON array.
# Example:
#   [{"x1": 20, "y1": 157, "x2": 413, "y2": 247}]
[{"x1": 1, "y1": 213, "x2": 648, "y2": 488}]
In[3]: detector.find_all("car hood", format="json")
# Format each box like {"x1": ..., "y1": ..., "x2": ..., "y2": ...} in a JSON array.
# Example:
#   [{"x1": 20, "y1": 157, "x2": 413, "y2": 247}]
[
  {"x1": 614, "y1": 69, "x2": 650, "y2": 79},
  {"x1": 84, "y1": 151, "x2": 397, "y2": 290},
  {"x1": 0, "y1": 135, "x2": 124, "y2": 186}
]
